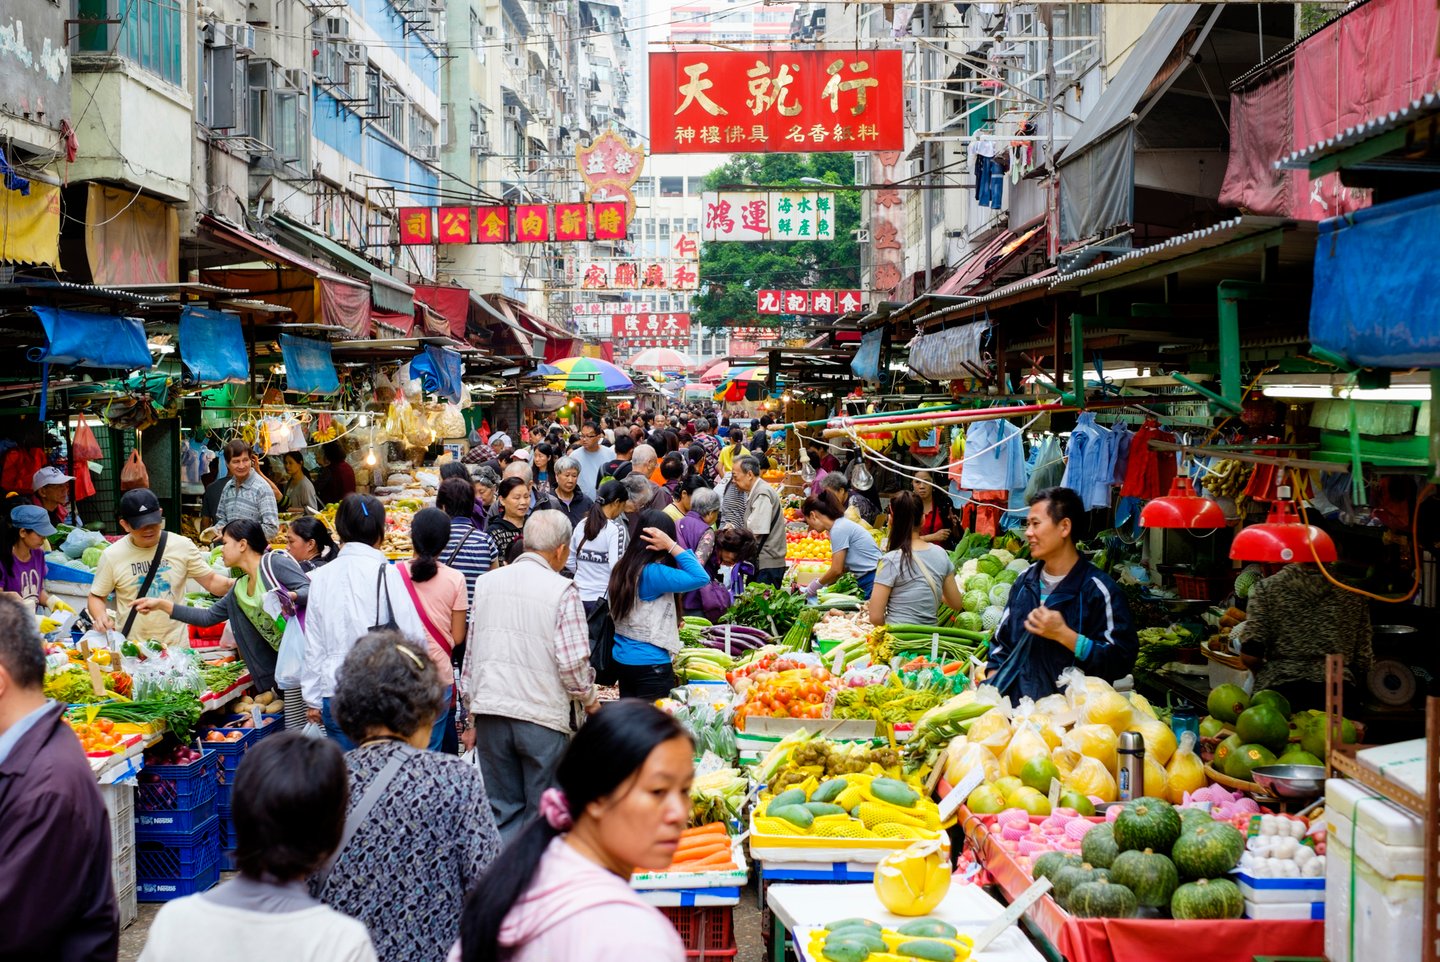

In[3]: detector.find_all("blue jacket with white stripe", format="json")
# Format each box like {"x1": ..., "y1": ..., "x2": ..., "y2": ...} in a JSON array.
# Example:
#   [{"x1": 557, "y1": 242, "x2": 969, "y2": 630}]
[{"x1": 986, "y1": 557, "x2": 1138, "y2": 701}]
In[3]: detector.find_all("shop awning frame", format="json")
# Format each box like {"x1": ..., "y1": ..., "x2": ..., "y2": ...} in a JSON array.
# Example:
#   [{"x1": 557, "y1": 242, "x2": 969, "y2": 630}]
[
  {"x1": 197, "y1": 216, "x2": 367, "y2": 291},
  {"x1": 1275, "y1": 90, "x2": 1440, "y2": 177},
  {"x1": 269, "y1": 214, "x2": 415, "y2": 317}
]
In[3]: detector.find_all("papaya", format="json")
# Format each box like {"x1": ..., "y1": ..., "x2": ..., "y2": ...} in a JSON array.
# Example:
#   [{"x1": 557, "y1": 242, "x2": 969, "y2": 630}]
[
  {"x1": 897, "y1": 920, "x2": 959, "y2": 939},
  {"x1": 870, "y1": 777, "x2": 920, "y2": 808},
  {"x1": 769, "y1": 804, "x2": 815, "y2": 829},
  {"x1": 812, "y1": 778, "x2": 849, "y2": 804},
  {"x1": 820, "y1": 939, "x2": 873, "y2": 962},
  {"x1": 805, "y1": 802, "x2": 849, "y2": 817},
  {"x1": 896, "y1": 939, "x2": 957, "y2": 962},
  {"x1": 770, "y1": 788, "x2": 808, "y2": 809}
]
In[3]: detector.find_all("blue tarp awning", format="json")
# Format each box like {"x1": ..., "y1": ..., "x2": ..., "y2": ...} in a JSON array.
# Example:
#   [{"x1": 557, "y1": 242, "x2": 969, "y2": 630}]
[
  {"x1": 179, "y1": 307, "x2": 249, "y2": 383},
  {"x1": 279, "y1": 333, "x2": 340, "y2": 395},
  {"x1": 1310, "y1": 188, "x2": 1440, "y2": 367},
  {"x1": 408, "y1": 345, "x2": 464, "y2": 404},
  {"x1": 33, "y1": 307, "x2": 151, "y2": 370}
]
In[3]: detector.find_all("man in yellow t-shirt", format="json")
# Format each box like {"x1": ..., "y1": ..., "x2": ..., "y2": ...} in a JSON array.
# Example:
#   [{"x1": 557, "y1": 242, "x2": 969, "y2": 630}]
[{"x1": 87, "y1": 489, "x2": 232, "y2": 646}]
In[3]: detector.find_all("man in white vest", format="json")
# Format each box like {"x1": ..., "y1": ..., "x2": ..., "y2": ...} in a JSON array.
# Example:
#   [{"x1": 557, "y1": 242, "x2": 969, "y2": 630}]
[{"x1": 461, "y1": 510, "x2": 599, "y2": 839}]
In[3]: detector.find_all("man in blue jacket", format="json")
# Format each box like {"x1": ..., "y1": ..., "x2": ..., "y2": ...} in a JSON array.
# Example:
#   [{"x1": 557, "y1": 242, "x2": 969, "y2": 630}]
[{"x1": 987, "y1": 486, "x2": 1138, "y2": 700}]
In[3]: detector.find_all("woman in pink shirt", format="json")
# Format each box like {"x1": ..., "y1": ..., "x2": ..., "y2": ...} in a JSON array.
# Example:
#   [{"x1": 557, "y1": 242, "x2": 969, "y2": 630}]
[
  {"x1": 397, "y1": 508, "x2": 466, "y2": 752},
  {"x1": 453, "y1": 700, "x2": 693, "y2": 962}
]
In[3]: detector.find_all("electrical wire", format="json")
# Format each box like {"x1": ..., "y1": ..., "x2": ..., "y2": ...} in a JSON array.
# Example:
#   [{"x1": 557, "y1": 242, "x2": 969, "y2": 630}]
[{"x1": 1290, "y1": 467, "x2": 1426, "y2": 605}]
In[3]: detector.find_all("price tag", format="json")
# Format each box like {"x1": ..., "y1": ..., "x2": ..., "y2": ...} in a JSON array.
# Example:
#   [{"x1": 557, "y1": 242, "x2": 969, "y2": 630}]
[
  {"x1": 86, "y1": 660, "x2": 106, "y2": 698},
  {"x1": 723, "y1": 625, "x2": 733, "y2": 658},
  {"x1": 931, "y1": 632, "x2": 940, "y2": 663},
  {"x1": 969, "y1": 876, "x2": 1053, "y2": 955},
  {"x1": 251, "y1": 705, "x2": 264, "y2": 729},
  {"x1": 938, "y1": 766, "x2": 986, "y2": 823},
  {"x1": 1048, "y1": 777, "x2": 1062, "y2": 812}
]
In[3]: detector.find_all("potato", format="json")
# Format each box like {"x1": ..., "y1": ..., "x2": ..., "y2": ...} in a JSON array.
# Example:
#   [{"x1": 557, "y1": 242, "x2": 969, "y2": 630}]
[
  {"x1": 255, "y1": 692, "x2": 274, "y2": 706},
  {"x1": 262, "y1": 701, "x2": 284, "y2": 714}
]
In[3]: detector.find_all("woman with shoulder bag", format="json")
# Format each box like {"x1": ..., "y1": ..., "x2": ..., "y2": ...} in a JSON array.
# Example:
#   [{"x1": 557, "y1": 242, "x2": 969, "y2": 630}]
[
  {"x1": 137, "y1": 519, "x2": 310, "y2": 725},
  {"x1": 869, "y1": 492, "x2": 966, "y2": 628},
  {"x1": 397, "y1": 508, "x2": 468, "y2": 753},
  {"x1": 566, "y1": 481, "x2": 629, "y2": 685}
]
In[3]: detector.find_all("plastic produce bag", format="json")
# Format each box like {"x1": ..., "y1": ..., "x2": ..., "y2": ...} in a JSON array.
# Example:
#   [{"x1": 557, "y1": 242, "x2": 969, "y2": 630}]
[
  {"x1": 1062, "y1": 723, "x2": 1119, "y2": 774},
  {"x1": 966, "y1": 710, "x2": 1014, "y2": 758},
  {"x1": 61, "y1": 527, "x2": 106, "y2": 560},
  {"x1": 1143, "y1": 754, "x2": 1169, "y2": 798},
  {"x1": 1066, "y1": 753, "x2": 1118, "y2": 802},
  {"x1": 72, "y1": 420, "x2": 103, "y2": 461},
  {"x1": 274, "y1": 618, "x2": 307, "y2": 690},
  {"x1": 1082, "y1": 688, "x2": 1135, "y2": 736},
  {"x1": 943, "y1": 740, "x2": 1001, "y2": 785},
  {"x1": 1165, "y1": 731, "x2": 1206, "y2": 803},
  {"x1": 120, "y1": 449, "x2": 149, "y2": 491},
  {"x1": 1131, "y1": 710, "x2": 1178, "y2": 766},
  {"x1": 1000, "y1": 723, "x2": 1051, "y2": 778}
]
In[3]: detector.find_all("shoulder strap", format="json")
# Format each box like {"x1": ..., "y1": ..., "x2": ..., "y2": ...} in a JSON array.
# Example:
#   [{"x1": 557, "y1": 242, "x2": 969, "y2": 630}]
[
  {"x1": 397, "y1": 564, "x2": 453, "y2": 656},
  {"x1": 121, "y1": 531, "x2": 168, "y2": 637},
  {"x1": 314, "y1": 749, "x2": 410, "y2": 890},
  {"x1": 913, "y1": 550, "x2": 943, "y2": 607},
  {"x1": 445, "y1": 526, "x2": 478, "y2": 566}
]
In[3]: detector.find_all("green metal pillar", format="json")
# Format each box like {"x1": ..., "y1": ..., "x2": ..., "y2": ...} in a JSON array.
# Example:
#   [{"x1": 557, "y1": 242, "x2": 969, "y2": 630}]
[{"x1": 1070, "y1": 312, "x2": 1085, "y2": 408}]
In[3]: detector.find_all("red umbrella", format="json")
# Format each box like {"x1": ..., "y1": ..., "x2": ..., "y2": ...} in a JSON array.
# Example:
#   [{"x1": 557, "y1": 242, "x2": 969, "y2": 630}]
[{"x1": 699, "y1": 360, "x2": 731, "y2": 384}]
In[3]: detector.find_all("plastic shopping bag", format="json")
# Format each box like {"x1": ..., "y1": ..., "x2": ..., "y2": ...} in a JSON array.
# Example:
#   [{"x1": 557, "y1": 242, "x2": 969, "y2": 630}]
[
  {"x1": 301, "y1": 721, "x2": 326, "y2": 739},
  {"x1": 120, "y1": 449, "x2": 149, "y2": 491},
  {"x1": 274, "y1": 618, "x2": 307, "y2": 690},
  {"x1": 72, "y1": 420, "x2": 103, "y2": 461}
]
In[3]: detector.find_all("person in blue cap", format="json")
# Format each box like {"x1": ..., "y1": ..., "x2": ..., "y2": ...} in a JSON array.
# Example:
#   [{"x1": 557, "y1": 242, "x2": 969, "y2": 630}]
[{"x1": 0, "y1": 504, "x2": 63, "y2": 612}]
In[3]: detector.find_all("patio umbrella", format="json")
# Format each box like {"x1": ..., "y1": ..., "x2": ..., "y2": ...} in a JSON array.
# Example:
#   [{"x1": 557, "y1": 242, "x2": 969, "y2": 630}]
[
  {"x1": 630, "y1": 347, "x2": 696, "y2": 372},
  {"x1": 545, "y1": 356, "x2": 634, "y2": 392},
  {"x1": 713, "y1": 366, "x2": 771, "y2": 402},
  {"x1": 683, "y1": 383, "x2": 713, "y2": 399},
  {"x1": 699, "y1": 360, "x2": 731, "y2": 384}
]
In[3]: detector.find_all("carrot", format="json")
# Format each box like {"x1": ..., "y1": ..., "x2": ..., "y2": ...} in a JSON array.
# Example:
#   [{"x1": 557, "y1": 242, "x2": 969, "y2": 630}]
[
  {"x1": 685, "y1": 851, "x2": 735, "y2": 869},
  {"x1": 685, "y1": 822, "x2": 728, "y2": 838},
  {"x1": 673, "y1": 841, "x2": 730, "y2": 861},
  {"x1": 941, "y1": 661, "x2": 963, "y2": 675}
]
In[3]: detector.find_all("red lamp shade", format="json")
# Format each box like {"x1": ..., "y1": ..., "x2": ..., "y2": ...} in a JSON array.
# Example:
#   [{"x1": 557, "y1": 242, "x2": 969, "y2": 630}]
[
  {"x1": 1140, "y1": 478, "x2": 1229, "y2": 529},
  {"x1": 1229, "y1": 501, "x2": 1338, "y2": 563}
]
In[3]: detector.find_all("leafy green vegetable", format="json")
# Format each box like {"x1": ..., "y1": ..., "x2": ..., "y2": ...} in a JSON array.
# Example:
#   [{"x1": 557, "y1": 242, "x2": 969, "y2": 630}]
[
  {"x1": 724, "y1": 583, "x2": 806, "y2": 636},
  {"x1": 83, "y1": 691, "x2": 204, "y2": 742}
]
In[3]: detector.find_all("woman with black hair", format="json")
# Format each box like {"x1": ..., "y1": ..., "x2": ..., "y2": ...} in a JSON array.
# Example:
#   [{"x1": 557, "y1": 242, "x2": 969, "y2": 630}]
[
  {"x1": 567, "y1": 481, "x2": 629, "y2": 614},
  {"x1": 0, "y1": 504, "x2": 59, "y2": 611},
  {"x1": 281, "y1": 451, "x2": 322, "y2": 513},
  {"x1": 911, "y1": 468, "x2": 956, "y2": 549},
  {"x1": 315, "y1": 441, "x2": 356, "y2": 506},
  {"x1": 285, "y1": 516, "x2": 338, "y2": 572},
  {"x1": 140, "y1": 733, "x2": 377, "y2": 961},
  {"x1": 397, "y1": 507, "x2": 467, "y2": 752},
  {"x1": 801, "y1": 492, "x2": 882, "y2": 598},
  {"x1": 301, "y1": 494, "x2": 427, "y2": 749},
  {"x1": 488, "y1": 477, "x2": 529, "y2": 564},
  {"x1": 531, "y1": 443, "x2": 557, "y2": 497},
  {"x1": 455, "y1": 700, "x2": 691, "y2": 962},
  {"x1": 606, "y1": 511, "x2": 709, "y2": 700},
  {"x1": 870, "y1": 491, "x2": 966, "y2": 628},
  {"x1": 137, "y1": 518, "x2": 310, "y2": 698}
]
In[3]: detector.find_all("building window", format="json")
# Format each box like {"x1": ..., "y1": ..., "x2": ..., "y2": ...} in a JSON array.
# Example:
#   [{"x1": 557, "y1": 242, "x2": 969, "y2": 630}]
[
  {"x1": 660, "y1": 176, "x2": 683, "y2": 197},
  {"x1": 687, "y1": 217, "x2": 698, "y2": 233},
  {"x1": 686, "y1": 176, "x2": 705, "y2": 195},
  {"x1": 644, "y1": 219, "x2": 655, "y2": 239},
  {"x1": 634, "y1": 178, "x2": 655, "y2": 197},
  {"x1": 658, "y1": 219, "x2": 670, "y2": 239},
  {"x1": 77, "y1": 0, "x2": 184, "y2": 85}
]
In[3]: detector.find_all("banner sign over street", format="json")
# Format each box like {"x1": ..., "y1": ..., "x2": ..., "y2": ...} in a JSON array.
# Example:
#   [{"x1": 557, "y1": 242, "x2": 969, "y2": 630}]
[
  {"x1": 397, "y1": 201, "x2": 628, "y2": 244},
  {"x1": 649, "y1": 50, "x2": 904, "y2": 153},
  {"x1": 612, "y1": 312, "x2": 691, "y2": 348},
  {"x1": 757, "y1": 289, "x2": 865, "y2": 314},
  {"x1": 700, "y1": 191, "x2": 835, "y2": 242}
]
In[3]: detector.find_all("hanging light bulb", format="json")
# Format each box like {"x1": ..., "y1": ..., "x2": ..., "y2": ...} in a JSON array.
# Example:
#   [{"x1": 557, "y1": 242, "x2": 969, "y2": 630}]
[
  {"x1": 1140, "y1": 477, "x2": 1229, "y2": 529},
  {"x1": 365, "y1": 448, "x2": 377, "y2": 467}
]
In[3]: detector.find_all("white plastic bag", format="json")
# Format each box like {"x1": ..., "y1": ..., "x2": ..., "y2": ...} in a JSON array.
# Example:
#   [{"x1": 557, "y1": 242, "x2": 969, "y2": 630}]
[
  {"x1": 274, "y1": 618, "x2": 307, "y2": 690},
  {"x1": 301, "y1": 721, "x2": 326, "y2": 739}
]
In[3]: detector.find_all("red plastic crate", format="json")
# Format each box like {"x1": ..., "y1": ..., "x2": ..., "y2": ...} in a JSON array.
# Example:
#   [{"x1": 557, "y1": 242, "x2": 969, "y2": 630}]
[
  {"x1": 189, "y1": 622, "x2": 227, "y2": 648},
  {"x1": 1172, "y1": 572, "x2": 1229, "y2": 600},
  {"x1": 661, "y1": 906, "x2": 737, "y2": 960}
]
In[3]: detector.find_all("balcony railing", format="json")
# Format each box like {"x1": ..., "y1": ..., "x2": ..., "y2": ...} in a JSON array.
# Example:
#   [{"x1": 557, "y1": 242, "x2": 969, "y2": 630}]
[{"x1": 76, "y1": 0, "x2": 184, "y2": 86}]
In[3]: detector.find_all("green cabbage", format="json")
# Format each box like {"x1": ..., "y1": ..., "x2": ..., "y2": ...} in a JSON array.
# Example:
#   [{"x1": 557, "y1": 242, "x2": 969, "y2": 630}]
[
  {"x1": 81, "y1": 545, "x2": 106, "y2": 569},
  {"x1": 976, "y1": 555, "x2": 1004, "y2": 577},
  {"x1": 956, "y1": 611, "x2": 984, "y2": 633},
  {"x1": 963, "y1": 590, "x2": 988, "y2": 614},
  {"x1": 988, "y1": 548, "x2": 1015, "y2": 566},
  {"x1": 964, "y1": 573, "x2": 995, "y2": 595}
]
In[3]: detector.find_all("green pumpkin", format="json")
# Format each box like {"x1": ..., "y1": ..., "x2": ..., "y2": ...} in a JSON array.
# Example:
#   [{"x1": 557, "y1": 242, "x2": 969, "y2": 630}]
[
  {"x1": 1033, "y1": 851, "x2": 1084, "y2": 883},
  {"x1": 1067, "y1": 880, "x2": 1140, "y2": 918},
  {"x1": 1113, "y1": 797, "x2": 1182, "y2": 854},
  {"x1": 1171, "y1": 821, "x2": 1245, "y2": 880},
  {"x1": 1054, "y1": 863, "x2": 1110, "y2": 908},
  {"x1": 1171, "y1": 878, "x2": 1244, "y2": 920},
  {"x1": 1080, "y1": 822, "x2": 1120, "y2": 869},
  {"x1": 1108, "y1": 848, "x2": 1180, "y2": 909}
]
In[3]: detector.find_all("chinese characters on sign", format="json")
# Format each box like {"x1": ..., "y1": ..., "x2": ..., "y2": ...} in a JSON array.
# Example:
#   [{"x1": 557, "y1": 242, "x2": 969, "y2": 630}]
[
  {"x1": 869, "y1": 151, "x2": 905, "y2": 294},
  {"x1": 574, "y1": 302, "x2": 650, "y2": 315},
  {"x1": 574, "y1": 260, "x2": 699, "y2": 291},
  {"x1": 577, "y1": 130, "x2": 646, "y2": 219},
  {"x1": 649, "y1": 50, "x2": 904, "y2": 154},
  {"x1": 700, "y1": 192, "x2": 835, "y2": 242},
  {"x1": 397, "y1": 202, "x2": 628, "y2": 245},
  {"x1": 729, "y1": 326, "x2": 782, "y2": 341},
  {"x1": 756, "y1": 289, "x2": 865, "y2": 315},
  {"x1": 611, "y1": 313, "x2": 692, "y2": 349}
]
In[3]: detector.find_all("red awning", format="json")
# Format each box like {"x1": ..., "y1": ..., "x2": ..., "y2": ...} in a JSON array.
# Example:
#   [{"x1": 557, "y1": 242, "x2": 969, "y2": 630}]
[
  {"x1": 932, "y1": 223, "x2": 1045, "y2": 298},
  {"x1": 412, "y1": 284, "x2": 472, "y2": 340}
]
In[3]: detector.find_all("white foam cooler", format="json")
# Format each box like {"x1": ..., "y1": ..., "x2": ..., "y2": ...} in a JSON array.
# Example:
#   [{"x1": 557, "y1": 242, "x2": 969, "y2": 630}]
[{"x1": 1324, "y1": 778, "x2": 1425, "y2": 962}]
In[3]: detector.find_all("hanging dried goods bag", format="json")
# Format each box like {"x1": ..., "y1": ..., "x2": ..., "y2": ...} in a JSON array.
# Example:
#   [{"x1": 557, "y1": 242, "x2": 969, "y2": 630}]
[{"x1": 120, "y1": 449, "x2": 149, "y2": 491}]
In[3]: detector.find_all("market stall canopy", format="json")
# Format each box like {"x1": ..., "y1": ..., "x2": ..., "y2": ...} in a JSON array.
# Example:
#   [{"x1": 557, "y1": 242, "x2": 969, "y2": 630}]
[
  {"x1": 178, "y1": 307, "x2": 249, "y2": 383},
  {"x1": 629, "y1": 347, "x2": 697, "y2": 372},
  {"x1": 699, "y1": 360, "x2": 732, "y2": 383},
  {"x1": 31, "y1": 307, "x2": 150, "y2": 370},
  {"x1": 714, "y1": 366, "x2": 772, "y2": 402},
  {"x1": 545, "y1": 356, "x2": 634, "y2": 392},
  {"x1": 278, "y1": 333, "x2": 340, "y2": 396},
  {"x1": 269, "y1": 213, "x2": 416, "y2": 318}
]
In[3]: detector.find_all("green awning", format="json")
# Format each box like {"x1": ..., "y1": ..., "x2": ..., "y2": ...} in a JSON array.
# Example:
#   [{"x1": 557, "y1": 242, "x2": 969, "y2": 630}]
[{"x1": 269, "y1": 214, "x2": 415, "y2": 316}]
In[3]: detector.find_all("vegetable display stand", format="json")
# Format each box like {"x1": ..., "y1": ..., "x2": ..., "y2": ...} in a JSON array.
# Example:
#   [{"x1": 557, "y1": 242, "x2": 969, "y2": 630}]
[
  {"x1": 136, "y1": 815, "x2": 223, "y2": 901},
  {"x1": 660, "y1": 905, "x2": 737, "y2": 960},
  {"x1": 962, "y1": 808, "x2": 1325, "y2": 962}
]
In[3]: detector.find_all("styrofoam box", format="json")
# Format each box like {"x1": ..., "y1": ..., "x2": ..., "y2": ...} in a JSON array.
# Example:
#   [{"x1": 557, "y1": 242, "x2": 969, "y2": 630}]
[
  {"x1": 1324, "y1": 834, "x2": 1423, "y2": 962},
  {"x1": 1325, "y1": 778, "x2": 1423, "y2": 847},
  {"x1": 1236, "y1": 872, "x2": 1324, "y2": 904},
  {"x1": 1245, "y1": 899, "x2": 1324, "y2": 921},
  {"x1": 1353, "y1": 739, "x2": 1427, "y2": 799}
]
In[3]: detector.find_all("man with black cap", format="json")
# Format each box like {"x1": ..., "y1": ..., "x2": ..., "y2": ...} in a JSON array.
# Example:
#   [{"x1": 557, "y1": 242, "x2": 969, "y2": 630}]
[{"x1": 86, "y1": 489, "x2": 232, "y2": 646}]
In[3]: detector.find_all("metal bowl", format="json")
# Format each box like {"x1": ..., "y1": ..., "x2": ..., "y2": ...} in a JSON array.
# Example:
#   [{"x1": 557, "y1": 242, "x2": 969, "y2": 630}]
[{"x1": 1250, "y1": 765, "x2": 1327, "y2": 799}]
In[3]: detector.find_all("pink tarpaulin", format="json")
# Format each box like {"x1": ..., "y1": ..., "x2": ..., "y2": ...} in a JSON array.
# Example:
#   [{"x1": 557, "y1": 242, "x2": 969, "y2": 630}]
[
  {"x1": 1220, "y1": 0, "x2": 1440, "y2": 219},
  {"x1": 412, "y1": 284, "x2": 470, "y2": 340},
  {"x1": 319, "y1": 277, "x2": 372, "y2": 338}
]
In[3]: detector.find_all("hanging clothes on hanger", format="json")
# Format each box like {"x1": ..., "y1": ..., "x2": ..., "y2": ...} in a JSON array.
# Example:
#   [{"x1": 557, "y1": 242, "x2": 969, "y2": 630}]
[
  {"x1": 1120, "y1": 418, "x2": 1177, "y2": 499},
  {"x1": 1023, "y1": 434, "x2": 1065, "y2": 501},
  {"x1": 1061, "y1": 412, "x2": 1116, "y2": 510},
  {"x1": 1110, "y1": 419, "x2": 1134, "y2": 486},
  {"x1": 960, "y1": 418, "x2": 1027, "y2": 494}
]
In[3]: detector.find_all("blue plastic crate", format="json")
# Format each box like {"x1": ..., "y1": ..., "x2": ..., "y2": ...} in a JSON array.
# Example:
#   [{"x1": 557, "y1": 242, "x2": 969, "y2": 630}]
[
  {"x1": 196, "y1": 726, "x2": 258, "y2": 772},
  {"x1": 216, "y1": 712, "x2": 285, "y2": 740},
  {"x1": 219, "y1": 817, "x2": 237, "y2": 872},
  {"x1": 137, "y1": 857, "x2": 221, "y2": 902},
  {"x1": 137, "y1": 749, "x2": 218, "y2": 813},
  {"x1": 136, "y1": 796, "x2": 216, "y2": 836},
  {"x1": 136, "y1": 816, "x2": 221, "y2": 886},
  {"x1": 216, "y1": 779, "x2": 232, "y2": 810}
]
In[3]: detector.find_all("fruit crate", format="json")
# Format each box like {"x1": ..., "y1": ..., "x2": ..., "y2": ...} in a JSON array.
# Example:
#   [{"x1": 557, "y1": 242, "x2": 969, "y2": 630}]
[
  {"x1": 136, "y1": 794, "x2": 217, "y2": 835},
  {"x1": 216, "y1": 711, "x2": 285, "y2": 740},
  {"x1": 661, "y1": 906, "x2": 737, "y2": 960},
  {"x1": 113, "y1": 841, "x2": 135, "y2": 895},
  {"x1": 196, "y1": 725, "x2": 259, "y2": 772},
  {"x1": 117, "y1": 876, "x2": 138, "y2": 929},
  {"x1": 188, "y1": 621, "x2": 227, "y2": 648},
  {"x1": 219, "y1": 814, "x2": 237, "y2": 873},
  {"x1": 1172, "y1": 572, "x2": 1230, "y2": 601},
  {"x1": 101, "y1": 782, "x2": 135, "y2": 855},
  {"x1": 136, "y1": 748, "x2": 219, "y2": 813},
  {"x1": 136, "y1": 815, "x2": 222, "y2": 902}
]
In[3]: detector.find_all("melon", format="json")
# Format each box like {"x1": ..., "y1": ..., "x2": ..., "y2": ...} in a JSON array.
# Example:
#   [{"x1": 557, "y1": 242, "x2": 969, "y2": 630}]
[
  {"x1": 1213, "y1": 733, "x2": 1244, "y2": 772},
  {"x1": 1067, "y1": 880, "x2": 1139, "y2": 919},
  {"x1": 1276, "y1": 748, "x2": 1324, "y2": 768},
  {"x1": 1059, "y1": 790, "x2": 1096, "y2": 816},
  {"x1": 1171, "y1": 821, "x2": 1245, "y2": 880},
  {"x1": 1198, "y1": 715, "x2": 1226, "y2": 739},
  {"x1": 1206, "y1": 684, "x2": 1250, "y2": 724},
  {"x1": 1109, "y1": 848, "x2": 1179, "y2": 909},
  {"x1": 1080, "y1": 821, "x2": 1120, "y2": 868},
  {"x1": 1223, "y1": 743, "x2": 1277, "y2": 781},
  {"x1": 1235, "y1": 704, "x2": 1290, "y2": 754},
  {"x1": 1171, "y1": 878, "x2": 1244, "y2": 920},
  {"x1": 1019, "y1": 755, "x2": 1062, "y2": 795},
  {"x1": 1112, "y1": 798, "x2": 1182, "y2": 854},
  {"x1": 981, "y1": 605, "x2": 1006, "y2": 632},
  {"x1": 1248, "y1": 688, "x2": 1292, "y2": 718}
]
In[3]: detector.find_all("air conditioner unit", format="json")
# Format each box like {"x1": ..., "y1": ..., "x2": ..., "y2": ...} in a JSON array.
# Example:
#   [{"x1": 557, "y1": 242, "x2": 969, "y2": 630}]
[
  {"x1": 282, "y1": 67, "x2": 307, "y2": 90},
  {"x1": 507, "y1": 54, "x2": 523, "y2": 71},
  {"x1": 415, "y1": 144, "x2": 438, "y2": 160},
  {"x1": 471, "y1": 132, "x2": 491, "y2": 153},
  {"x1": 503, "y1": 103, "x2": 520, "y2": 121},
  {"x1": 385, "y1": 90, "x2": 406, "y2": 105},
  {"x1": 324, "y1": 16, "x2": 347, "y2": 37},
  {"x1": 233, "y1": 24, "x2": 256, "y2": 51},
  {"x1": 206, "y1": 21, "x2": 229, "y2": 45},
  {"x1": 342, "y1": 41, "x2": 365, "y2": 63},
  {"x1": 483, "y1": 25, "x2": 497, "y2": 37}
]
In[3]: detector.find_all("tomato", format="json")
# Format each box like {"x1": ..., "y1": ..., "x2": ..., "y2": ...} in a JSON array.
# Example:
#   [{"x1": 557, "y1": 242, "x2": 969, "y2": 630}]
[{"x1": 774, "y1": 689, "x2": 792, "y2": 705}]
